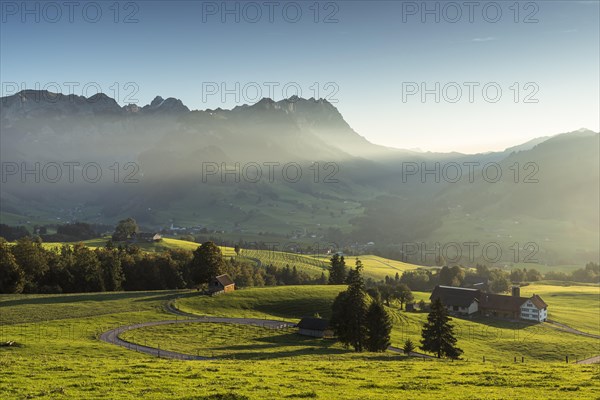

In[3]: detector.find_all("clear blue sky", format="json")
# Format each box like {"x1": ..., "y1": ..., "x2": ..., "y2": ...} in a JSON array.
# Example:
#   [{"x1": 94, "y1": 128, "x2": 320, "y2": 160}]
[{"x1": 1, "y1": 0, "x2": 598, "y2": 153}]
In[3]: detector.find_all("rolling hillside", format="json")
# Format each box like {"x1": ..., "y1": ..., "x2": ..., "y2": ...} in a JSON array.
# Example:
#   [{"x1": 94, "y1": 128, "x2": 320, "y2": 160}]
[
  {"x1": 2, "y1": 91, "x2": 598, "y2": 265},
  {"x1": 1, "y1": 285, "x2": 598, "y2": 399},
  {"x1": 40, "y1": 237, "x2": 425, "y2": 281}
]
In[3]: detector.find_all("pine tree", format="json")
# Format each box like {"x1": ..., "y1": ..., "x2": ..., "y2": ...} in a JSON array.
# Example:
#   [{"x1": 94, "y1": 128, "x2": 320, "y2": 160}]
[
  {"x1": 403, "y1": 338, "x2": 415, "y2": 354},
  {"x1": 420, "y1": 298, "x2": 463, "y2": 359},
  {"x1": 365, "y1": 301, "x2": 392, "y2": 352},
  {"x1": 330, "y1": 259, "x2": 368, "y2": 351},
  {"x1": 318, "y1": 272, "x2": 328, "y2": 285},
  {"x1": 328, "y1": 253, "x2": 347, "y2": 284}
]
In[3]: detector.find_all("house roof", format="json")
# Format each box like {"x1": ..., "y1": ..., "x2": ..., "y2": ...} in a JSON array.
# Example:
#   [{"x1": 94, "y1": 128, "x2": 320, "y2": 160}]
[
  {"x1": 528, "y1": 294, "x2": 548, "y2": 309},
  {"x1": 136, "y1": 232, "x2": 160, "y2": 238},
  {"x1": 215, "y1": 274, "x2": 234, "y2": 287},
  {"x1": 430, "y1": 285, "x2": 549, "y2": 314},
  {"x1": 479, "y1": 293, "x2": 529, "y2": 313},
  {"x1": 297, "y1": 317, "x2": 329, "y2": 331},
  {"x1": 430, "y1": 285, "x2": 480, "y2": 308}
]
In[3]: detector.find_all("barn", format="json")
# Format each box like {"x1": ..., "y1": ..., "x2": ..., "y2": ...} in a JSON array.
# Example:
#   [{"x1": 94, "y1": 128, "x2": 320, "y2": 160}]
[
  {"x1": 297, "y1": 317, "x2": 332, "y2": 338},
  {"x1": 210, "y1": 274, "x2": 235, "y2": 295}
]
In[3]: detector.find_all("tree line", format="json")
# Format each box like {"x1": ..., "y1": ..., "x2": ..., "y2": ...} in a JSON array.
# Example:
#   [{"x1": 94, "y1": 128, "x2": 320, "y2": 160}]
[{"x1": 0, "y1": 237, "x2": 325, "y2": 294}]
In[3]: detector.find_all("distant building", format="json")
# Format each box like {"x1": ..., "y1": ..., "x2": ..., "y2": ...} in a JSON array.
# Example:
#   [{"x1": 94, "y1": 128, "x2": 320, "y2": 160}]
[
  {"x1": 297, "y1": 317, "x2": 332, "y2": 338},
  {"x1": 430, "y1": 285, "x2": 548, "y2": 322},
  {"x1": 210, "y1": 274, "x2": 235, "y2": 294},
  {"x1": 131, "y1": 232, "x2": 162, "y2": 243}
]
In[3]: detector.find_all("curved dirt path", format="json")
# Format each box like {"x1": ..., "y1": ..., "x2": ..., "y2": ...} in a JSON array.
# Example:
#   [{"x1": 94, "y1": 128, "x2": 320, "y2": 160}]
[
  {"x1": 545, "y1": 320, "x2": 600, "y2": 339},
  {"x1": 99, "y1": 299, "x2": 295, "y2": 360},
  {"x1": 576, "y1": 355, "x2": 600, "y2": 364}
]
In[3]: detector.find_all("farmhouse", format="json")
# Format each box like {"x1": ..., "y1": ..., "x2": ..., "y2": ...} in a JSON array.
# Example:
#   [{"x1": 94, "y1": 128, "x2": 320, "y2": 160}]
[
  {"x1": 430, "y1": 285, "x2": 480, "y2": 315},
  {"x1": 296, "y1": 317, "x2": 332, "y2": 338},
  {"x1": 210, "y1": 274, "x2": 235, "y2": 294},
  {"x1": 430, "y1": 285, "x2": 548, "y2": 322}
]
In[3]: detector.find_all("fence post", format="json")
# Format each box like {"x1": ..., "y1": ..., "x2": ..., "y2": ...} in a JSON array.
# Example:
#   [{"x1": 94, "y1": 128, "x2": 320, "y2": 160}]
[
  {"x1": 566, "y1": 355, "x2": 569, "y2": 364},
  {"x1": 483, "y1": 356, "x2": 485, "y2": 363},
  {"x1": 521, "y1": 356, "x2": 524, "y2": 363}
]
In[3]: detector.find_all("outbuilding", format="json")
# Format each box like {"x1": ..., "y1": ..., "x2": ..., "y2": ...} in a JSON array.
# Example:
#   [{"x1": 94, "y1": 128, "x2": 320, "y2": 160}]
[
  {"x1": 297, "y1": 317, "x2": 332, "y2": 338},
  {"x1": 210, "y1": 274, "x2": 235, "y2": 294}
]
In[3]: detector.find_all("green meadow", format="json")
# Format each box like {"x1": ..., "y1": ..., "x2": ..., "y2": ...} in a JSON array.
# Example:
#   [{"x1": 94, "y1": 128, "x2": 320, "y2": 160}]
[
  {"x1": 176, "y1": 285, "x2": 600, "y2": 363},
  {"x1": 1, "y1": 284, "x2": 598, "y2": 399},
  {"x1": 0, "y1": 283, "x2": 600, "y2": 399},
  {"x1": 520, "y1": 281, "x2": 600, "y2": 335}
]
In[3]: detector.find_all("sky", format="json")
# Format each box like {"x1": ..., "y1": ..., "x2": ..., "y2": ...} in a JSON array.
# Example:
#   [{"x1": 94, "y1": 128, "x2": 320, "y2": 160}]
[{"x1": 1, "y1": 0, "x2": 599, "y2": 153}]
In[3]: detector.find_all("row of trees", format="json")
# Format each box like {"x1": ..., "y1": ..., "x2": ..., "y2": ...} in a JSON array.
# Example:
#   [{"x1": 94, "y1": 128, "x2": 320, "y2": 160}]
[
  {"x1": 0, "y1": 238, "x2": 325, "y2": 294},
  {"x1": 543, "y1": 263, "x2": 599, "y2": 284}
]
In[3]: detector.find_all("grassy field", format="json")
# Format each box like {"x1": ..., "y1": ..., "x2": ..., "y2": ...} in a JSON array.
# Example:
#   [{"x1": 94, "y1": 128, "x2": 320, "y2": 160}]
[
  {"x1": 1, "y1": 285, "x2": 599, "y2": 399},
  {"x1": 519, "y1": 281, "x2": 600, "y2": 335},
  {"x1": 176, "y1": 285, "x2": 600, "y2": 363},
  {"x1": 120, "y1": 323, "x2": 350, "y2": 360}
]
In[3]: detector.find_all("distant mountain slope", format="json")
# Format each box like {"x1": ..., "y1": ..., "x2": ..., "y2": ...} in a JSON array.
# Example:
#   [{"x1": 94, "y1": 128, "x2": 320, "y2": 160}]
[{"x1": 1, "y1": 91, "x2": 597, "y2": 264}]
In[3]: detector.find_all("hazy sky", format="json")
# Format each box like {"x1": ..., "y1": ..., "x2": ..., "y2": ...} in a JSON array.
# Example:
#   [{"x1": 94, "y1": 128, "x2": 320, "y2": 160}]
[{"x1": 1, "y1": 0, "x2": 598, "y2": 153}]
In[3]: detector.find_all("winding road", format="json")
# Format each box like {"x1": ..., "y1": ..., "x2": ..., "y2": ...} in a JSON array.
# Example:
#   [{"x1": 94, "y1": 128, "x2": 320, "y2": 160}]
[{"x1": 99, "y1": 315, "x2": 295, "y2": 360}]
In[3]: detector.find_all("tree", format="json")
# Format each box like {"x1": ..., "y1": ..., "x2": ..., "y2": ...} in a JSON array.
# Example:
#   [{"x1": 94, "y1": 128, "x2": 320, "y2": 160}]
[
  {"x1": 317, "y1": 272, "x2": 328, "y2": 285},
  {"x1": 510, "y1": 269, "x2": 526, "y2": 282},
  {"x1": 328, "y1": 253, "x2": 347, "y2": 284},
  {"x1": 367, "y1": 287, "x2": 382, "y2": 303},
  {"x1": 0, "y1": 225, "x2": 29, "y2": 241},
  {"x1": 189, "y1": 241, "x2": 226, "y2": 286},
  {"x1": 439, "y1": 265, "x2": 464, "y2": 286},
  {"x1": 403, "y1": 338, "x2": 415, "y2": 355},
  {"x1": 395, "y1": 283, "x2": 414, "y2": 310},
  {"x1": 438, "y1": 266, "x2": 453, "y2": 286},
  {"x1": 420, "y1": 298, "x2": 463, "y2": 359},
  {"x1": 69, "y1": 243, "x2": 104, "y2": 292},
  {"x1": 378, "y1": 285, "x2": 394, "y2": 306},
  {"x1": 112, "y1": 218, "x2": 138, "y2": 242},
  {"x1": 234, "y1": 244, "x2": 240, "y2": 256},
  {"x1": 365, "y1": 301, "x2": 392, "y2": 352},
  {"x1": 526, "y1": 268, "x2": 542, "y2": 282},
  {"x1": 11, "y1": 237, "x2": 48, "y2": 292},
  {"x1": 0, "y1": 238, "x2": 25, "y2": 293},
  {"x1": 96, "y1": 248, "x2": 124, "y2": 291},
  {"x1": 330, "y1": 259, "x2": 368, "y2": 352},
  {"x1": 489, "y1": 273, "x2": 510, "y2": 293},
  {"x1": 400, "y1": 269, "x2": 432, "y2": 291}
]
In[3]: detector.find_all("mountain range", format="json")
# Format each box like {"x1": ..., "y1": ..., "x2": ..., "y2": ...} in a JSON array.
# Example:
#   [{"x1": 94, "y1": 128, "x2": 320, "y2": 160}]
[{"x1": 1, "y1": 90, "x2": 598, "y2": 265}]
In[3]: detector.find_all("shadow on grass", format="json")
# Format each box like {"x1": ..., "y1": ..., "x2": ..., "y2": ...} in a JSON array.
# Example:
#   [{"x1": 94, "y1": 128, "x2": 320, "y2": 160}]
[
  {"x1": 0, "y1": 290, "x2": 185, "y2": 307},
  {"x1": 132, "y1": 290, "x2": 198, "y2": 303},
  {"x1": 195, "y1": 332, "x2": 411, "y2": 360}
]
